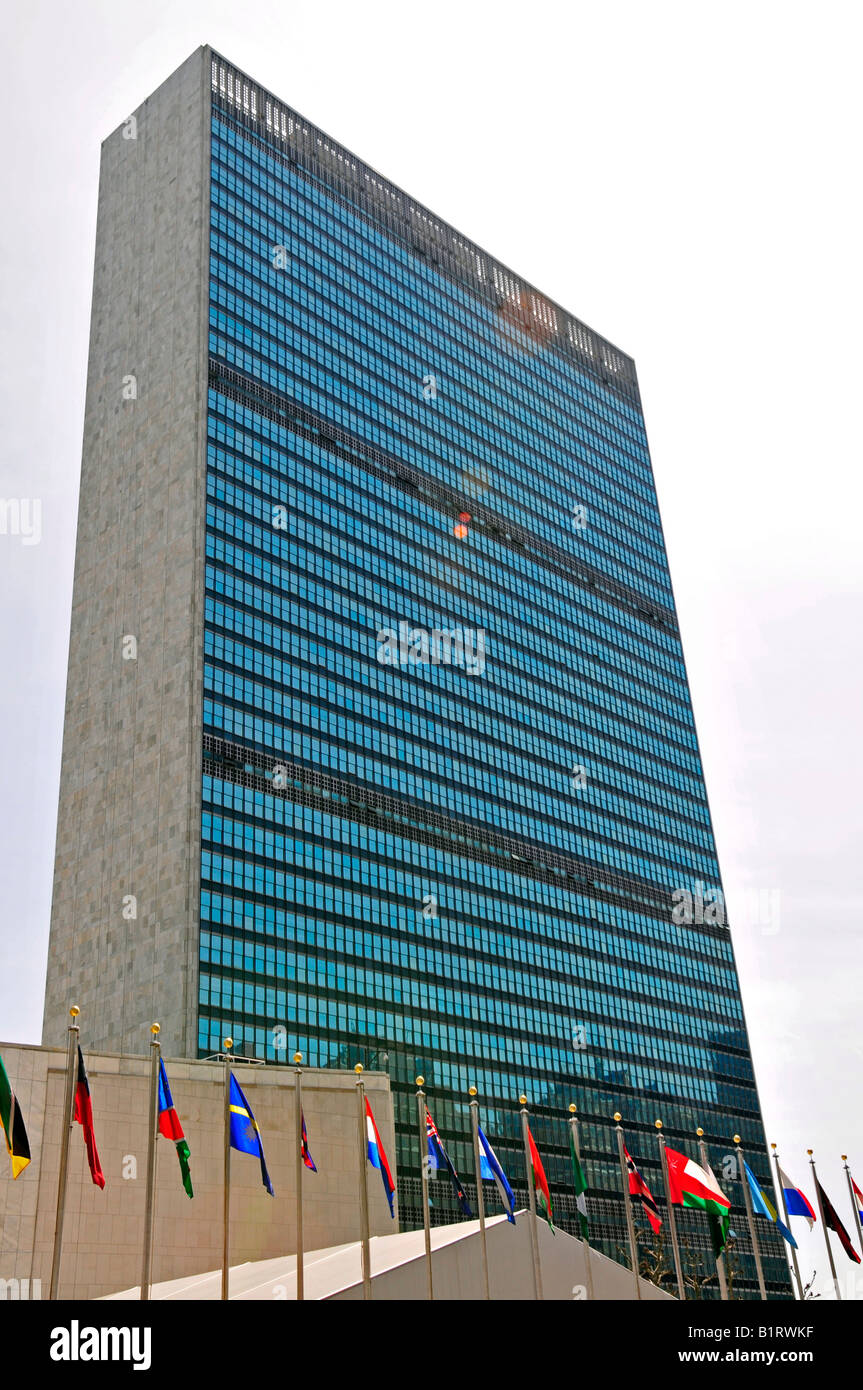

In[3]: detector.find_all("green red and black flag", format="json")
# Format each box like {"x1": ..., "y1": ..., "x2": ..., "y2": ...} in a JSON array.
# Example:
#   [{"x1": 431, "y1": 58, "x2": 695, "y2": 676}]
[
  {"x1": 527, "y1": 1123, "x2": 554, "y2": 1231},
  {"x1": 74, "y1": 1046, "x2": 105, "y2": 1189},
  {"x1": 157, "y1": 1057, "x2": 193, "y2": 1198},
  {"x1": 817, "y1": 1177, "x2": 861, "y2": 1263},
  {"x1": 0, "y1": 1051, "x2": 31, "y2": 1179}
]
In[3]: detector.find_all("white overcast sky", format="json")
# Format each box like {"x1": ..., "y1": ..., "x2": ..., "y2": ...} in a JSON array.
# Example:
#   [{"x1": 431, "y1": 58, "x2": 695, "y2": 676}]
[{"x1": 1, "y1": 0, "x2": 861, "y2": 1297}]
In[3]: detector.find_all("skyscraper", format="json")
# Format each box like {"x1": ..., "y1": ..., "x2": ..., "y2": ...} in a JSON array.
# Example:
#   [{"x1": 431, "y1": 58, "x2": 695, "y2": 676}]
[{"x1": 44, "y1": 46, "x2": 790, "y2": 1296}]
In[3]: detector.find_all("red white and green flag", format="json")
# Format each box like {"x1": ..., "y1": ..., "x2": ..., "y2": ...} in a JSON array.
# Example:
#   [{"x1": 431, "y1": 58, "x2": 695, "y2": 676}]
[
  {"x1": 665, "y1": 1146, "x2": 731, "y2": 1220},
  {"x1": 527, "y1": 1123, "x2": 554, "y2": 1231},
  {"x1": 667, "y1": 1139, "x2": 728, "y2": 1262},
  {"x1": 665, "y1": 1144, "x2": 730, "y2": 1254}
]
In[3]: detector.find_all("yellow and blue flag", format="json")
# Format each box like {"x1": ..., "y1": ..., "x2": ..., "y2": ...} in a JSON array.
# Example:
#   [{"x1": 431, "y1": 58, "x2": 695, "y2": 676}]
[
  {"x1": 229, "y1": 1072, "x2": 274, "y2": 1195},
  {"x1": 744, "y1": 1158, "x2": 796, "y2": 1248}
]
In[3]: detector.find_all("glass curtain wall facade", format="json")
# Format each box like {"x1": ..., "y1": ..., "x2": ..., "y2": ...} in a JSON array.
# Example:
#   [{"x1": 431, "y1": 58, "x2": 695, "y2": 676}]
[{"x1": 199, "y1": 55, "x2": 789, "y2": 1297}]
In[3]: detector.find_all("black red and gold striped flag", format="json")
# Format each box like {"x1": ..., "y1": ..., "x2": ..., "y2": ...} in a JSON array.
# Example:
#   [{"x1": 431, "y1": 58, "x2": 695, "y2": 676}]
[
  {"x1": 74, "y1": 1046, "x2": 105, "y2": 1189},
  {"x1": 0, "y1": 1051, "x2": 31, "y2": 1179}
]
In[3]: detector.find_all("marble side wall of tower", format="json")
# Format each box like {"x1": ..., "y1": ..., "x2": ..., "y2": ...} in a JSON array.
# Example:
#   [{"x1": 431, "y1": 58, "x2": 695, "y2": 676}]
[{"x1": 43, "y1": 48, "x2": 211, "y2": 1055}]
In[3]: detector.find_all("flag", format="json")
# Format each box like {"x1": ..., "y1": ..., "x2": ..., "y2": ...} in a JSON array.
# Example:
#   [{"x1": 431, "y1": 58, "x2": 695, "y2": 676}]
[
  {"x1": 743, "y1": 1159, "x2": 796, "y2": 1249},
  {"x1": 624, "y1": 1145, "x2": 661, "y2": 1234},
  {"x1": 568, "y1": 1128, "x2": 588, "y2": 1239},
  {"x1": 301, "y1": 1111, "x2": 316, "y2": 1172},
  {"x1": 228, "y1": 1072, "x2": 273, "y2": 1195},
  {"x1": 0, "y1": 1051, "x2": 31, "y2": 1179},
  {"x1": 365, "y1": 1097, "x2": 395, "y2": 1217},
  {"x1": 426, "y1": 1107, "x2": 471, "y2": 1216},
  {"x1": 707, "y1": 1208, "x2": 731, "y2": 1260},
  {"x1": 665, "y1": 1146, "x2": 731, "y2": 1222},
  {"x1": 666, "y1": 1145, "x2": 729, "y2": 1253},
  {"x1": 852, "y1": 1175, "x2": 863, "y2": 1227},
  {"x1": 816, "y1": 1177, "x2": 861, "y2": 1264},
  {"x1": 477, "y1": 1125, "x2": 516, "y2": 1224},
  {"x1": 157, "y1": 1058, "x2": 192, "y2": 1198},
  {"x1": 706, "y1": 1158, "x2": 732, "y2": 1257},
  {"x1": 777, "y1": 1164, "x2": 817, "y2": 1229},
  {"x1": 74, "y1": 1046, "x2": 105, "y2": 1189},
  {"x1": 527, "y1": 1123, "x2": 553, "y2": 1231}
]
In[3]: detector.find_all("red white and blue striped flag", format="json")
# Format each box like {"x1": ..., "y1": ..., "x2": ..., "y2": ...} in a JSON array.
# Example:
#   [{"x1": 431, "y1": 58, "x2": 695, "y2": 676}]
[
  {"x1": 777, "y1": 1163, "x2": 817, "y2": 1230},
  {"x1": 852, "y1": 1175, "x2": 863, "y2": 1226},
  {"x1": 365, "y1": 1097, "x2": 395, "y2": 1217}
]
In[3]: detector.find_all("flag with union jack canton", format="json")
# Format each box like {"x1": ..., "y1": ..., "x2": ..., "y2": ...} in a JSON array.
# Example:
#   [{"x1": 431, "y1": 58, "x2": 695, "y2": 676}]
[{"x1": 426, "y1": 1107, "x2": 472, "y2": 1217}]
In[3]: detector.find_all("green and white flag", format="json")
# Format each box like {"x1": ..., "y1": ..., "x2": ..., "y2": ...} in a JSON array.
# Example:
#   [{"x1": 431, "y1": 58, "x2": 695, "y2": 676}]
[{"x1": 569, "y1": 1128, "x2": 589, "y2": 1238}]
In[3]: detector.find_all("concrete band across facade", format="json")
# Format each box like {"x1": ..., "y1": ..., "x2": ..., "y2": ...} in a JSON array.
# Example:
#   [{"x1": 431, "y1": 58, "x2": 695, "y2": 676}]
[
  {"x1": 103, "y1": 1215, "x2": 675, "y2": 1302},
  {"x1": 38, "y1": 45, "x2": 792, "y2": 1297}
]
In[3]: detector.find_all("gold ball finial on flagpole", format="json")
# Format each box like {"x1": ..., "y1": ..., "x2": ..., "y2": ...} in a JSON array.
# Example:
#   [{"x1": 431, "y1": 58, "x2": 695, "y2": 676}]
[
  {"x1": 416, "y1": 1075, "x2": 425, "y2": 1087},
  {"x1": 354, "y1": 1063, "x2": 363, "y2": 1074},
  {"x1": 224, "y1": 1037, "x2": 233, "y2": 1050},
  {"x1": 293, "y1": 1052, "x2": 302, "y2": 1064},
  {"x1": 613, "y1": 1112, "x2": 622, "y2": 1123},
  {"x1": 696, "y1": 1127, "x2": 704, "y2": 1137},
  {"x1": 655, "y1": 1119, "x2": 663, "y2": 1130},
  {"x1": 807, "y1": 1148, "x2": 813, "y2": 1156},
  {"x1": 519, "y1": 1094, "x2": 528, "y2": 1106},
  {"x1": 150, "y1": 1023, "x2": 160, "y2": 1035},
  {"x1": 568, "y1": 1103, "x2": 577, "y2": 1114},
  {"x1": 771, "y1": 1142, "x2": 777, "y2": 1150},
  {"x1": 733, "y1": 1134, "x2": 741, "y2": 1145},
  {"x1": 842, "y1": 1154, "x2": 848, "y2": 1161},
  {"x1": 69, "y1": 1005, "x2": 80, "y2": 1019},
  {"x1": 469, "y1": 1086, "x2": 477, "y2": 1097}
]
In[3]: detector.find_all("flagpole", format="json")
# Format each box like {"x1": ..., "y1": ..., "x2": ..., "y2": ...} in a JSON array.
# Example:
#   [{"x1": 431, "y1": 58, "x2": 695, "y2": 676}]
[
  {"x1": 613, "y1": 1113, "x2": 641, "y2": 1301},
  {"x1": 696, "y1": 1128, "x2": 728, "y2": 1300},
  {"x1": 222, "y1": 1037, "x2": 233, "y2": 1302},
  {"x1": 567, "y1": 1104, "x2": 594, "y2": 1300},
  {"x1": 354, "y1": 1064, "x2": 372, "y2": 1299},
  {"x1": 49, "y1": 1005, "x2": 81, "y2": 1300},
  {"x1": 808, "y1": 1149, "x2": 841, "y2": 1300},
  {"x1": 734, "y1": 1136, "x2": 767, "y2": 1300},
  {"x1": 841, "y1": 1156, "x2": 863, "y2": 1260},
  {"x1": 416, "y1": 1076, "x2": 434, "y2": 1301},
  {"x1": 519, "y1": 1094, "x2": 543, "y2": 1301},
  {"x1": 468, "y1": 1086, "x2": 490, "y2": 1300},
  {"x1": 770, "y1": 1143, "x2": 802, "y2": 1299},
  {"x1": 294, "y1": 1052, "x2": 305, "y2": 1301},
  {"x1": 655, "y1": 1119, "x2": 686, "y2": 1300},
  {"x1": 140, "y1": 1023, "x2": 161, "y2": 1301}
]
